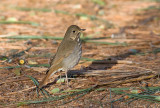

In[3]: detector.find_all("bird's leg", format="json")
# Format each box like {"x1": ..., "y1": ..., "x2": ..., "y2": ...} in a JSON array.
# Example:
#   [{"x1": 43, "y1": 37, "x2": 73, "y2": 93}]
[
  {"x1": 59, "y1": 70, "x2": 62, "y2": 85},
  {"x1": 65, "y1": 70, "x2": 69, "y2": 87}
]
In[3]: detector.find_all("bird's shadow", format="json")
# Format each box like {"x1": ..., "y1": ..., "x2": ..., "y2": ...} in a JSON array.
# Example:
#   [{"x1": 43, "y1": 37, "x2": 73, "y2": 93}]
[
  {"x1": 42, "y1": 50, "x2": 140, "y2": 89},
  {"x1": 69, "y1": 51, "x2": 139, "y2": 76}
]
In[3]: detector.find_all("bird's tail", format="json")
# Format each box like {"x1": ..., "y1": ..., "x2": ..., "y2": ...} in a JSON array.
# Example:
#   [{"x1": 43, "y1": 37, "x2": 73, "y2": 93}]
[{"x1": 39, "y1": 65, "x2": 61, "y2": 88}]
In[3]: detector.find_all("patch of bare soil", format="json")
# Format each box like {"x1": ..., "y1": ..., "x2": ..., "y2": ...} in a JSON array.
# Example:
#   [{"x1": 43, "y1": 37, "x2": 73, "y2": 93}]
[{"x1": 0, "y1": 0, "x2": 160, "y2": 107}]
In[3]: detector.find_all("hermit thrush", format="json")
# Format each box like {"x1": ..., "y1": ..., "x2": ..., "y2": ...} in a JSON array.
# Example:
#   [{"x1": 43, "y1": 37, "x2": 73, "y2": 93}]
[{"x1": 39, "y1": 25, "x2": 85, "y2": 88}]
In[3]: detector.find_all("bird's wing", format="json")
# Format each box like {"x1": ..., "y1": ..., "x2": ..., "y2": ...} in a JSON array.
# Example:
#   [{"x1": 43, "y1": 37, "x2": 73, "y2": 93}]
[
  {"x1": 39, "y1": 40, "x2": 76, "y2": 88},
  {"x1": 50, "y1": 40, "x2": 76, "y2": 66},
  {"x1": 49, "y1": 55, "x2": 55, "y2": 66}
]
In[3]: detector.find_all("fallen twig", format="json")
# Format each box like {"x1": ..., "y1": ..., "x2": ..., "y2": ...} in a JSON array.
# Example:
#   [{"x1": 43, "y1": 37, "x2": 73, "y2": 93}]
[
  {"x1": 0, "y1": 34, "x2": 17, "y2": 38},
  {"x1": 98, "y1": 74, "x2": 157, "y2": 87},
  {"x1": 92, "y1": 60, "x2": 133, "y2": 64}
]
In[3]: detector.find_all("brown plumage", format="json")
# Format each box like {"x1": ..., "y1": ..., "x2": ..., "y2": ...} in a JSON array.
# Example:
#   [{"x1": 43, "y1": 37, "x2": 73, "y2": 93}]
[{"x1": 39, "y1": 25, "x2": 85, "y2": 88}]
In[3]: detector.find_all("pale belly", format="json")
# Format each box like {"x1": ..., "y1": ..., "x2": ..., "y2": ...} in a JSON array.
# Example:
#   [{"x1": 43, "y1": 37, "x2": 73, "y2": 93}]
[{"x1": 62, "y1": 44, "x2": 82, "y2": 70}]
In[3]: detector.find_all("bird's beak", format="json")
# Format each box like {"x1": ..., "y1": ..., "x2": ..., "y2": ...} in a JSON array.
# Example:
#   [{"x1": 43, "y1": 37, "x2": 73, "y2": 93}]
[{"x1": 81, "y1": 29, "x2": 86, "y2": 31}]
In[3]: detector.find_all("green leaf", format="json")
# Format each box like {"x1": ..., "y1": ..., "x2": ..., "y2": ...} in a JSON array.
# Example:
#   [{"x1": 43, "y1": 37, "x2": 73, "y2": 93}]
[
  {"x1": 56, "y1": 78, "x2": 65, "y2": 83},
  {"x1": 0, "y1": 64, "x2": 50, "y2": 69},
  {"x1": 14, "y1": 69, "x2": 21, "y2": 76},
  {"x1": 25, "y1": 75, "x2": 39, "y2": 86},
  {"x1": 81, "y1": 57, "x2": 97, "y2": 61},
  {"x1": 51, "y1": 88, "x2": 60, "y2": 93},
  {"x1": 4, "y1": 35, "x2": 63, "y2": 40},
  {"x1": 0, "y1": 21, "x2": 40, "y2": 26},
  {"x1": 54, "y1": 10, "x2": 70, "y2": 15},
  {"x1": 130, "y1": 90, "x2": 139, "y2": 94},
  {"x1": 17, "y1": 102, "x2": 28, "y2": 107},
  {"x1": 6, "y1": 17, "x2": 18, "y2": 22},
  {"x1": 0, "y1": 56, "x2": 8, "y2": 60},
  {"x1": 91, "y1": 0, "x2": 105, "y2": 6},
  {"x1": 155, "y1": 96, "x2": 160, "y2": 101},
  {"x1": 15, "y1": 7, "x2": 52, "y2": 12}
]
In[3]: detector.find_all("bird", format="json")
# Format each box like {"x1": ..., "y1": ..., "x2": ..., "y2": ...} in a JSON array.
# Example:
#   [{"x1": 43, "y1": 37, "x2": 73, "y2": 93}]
[{"x1": 39, "y1": 25, "x2": 85, "y2": 88}]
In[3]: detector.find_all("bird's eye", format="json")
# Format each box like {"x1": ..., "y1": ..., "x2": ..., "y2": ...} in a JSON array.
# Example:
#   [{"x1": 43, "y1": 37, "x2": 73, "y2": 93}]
[{"x1": 72, "y1": 30, "x2": 76, "y2": 33}]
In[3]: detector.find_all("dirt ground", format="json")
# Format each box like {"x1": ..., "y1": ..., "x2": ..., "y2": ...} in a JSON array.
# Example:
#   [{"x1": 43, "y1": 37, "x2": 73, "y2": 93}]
[{"x1": 0, "y1": 0, "x2": 160, "y2": 107}]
